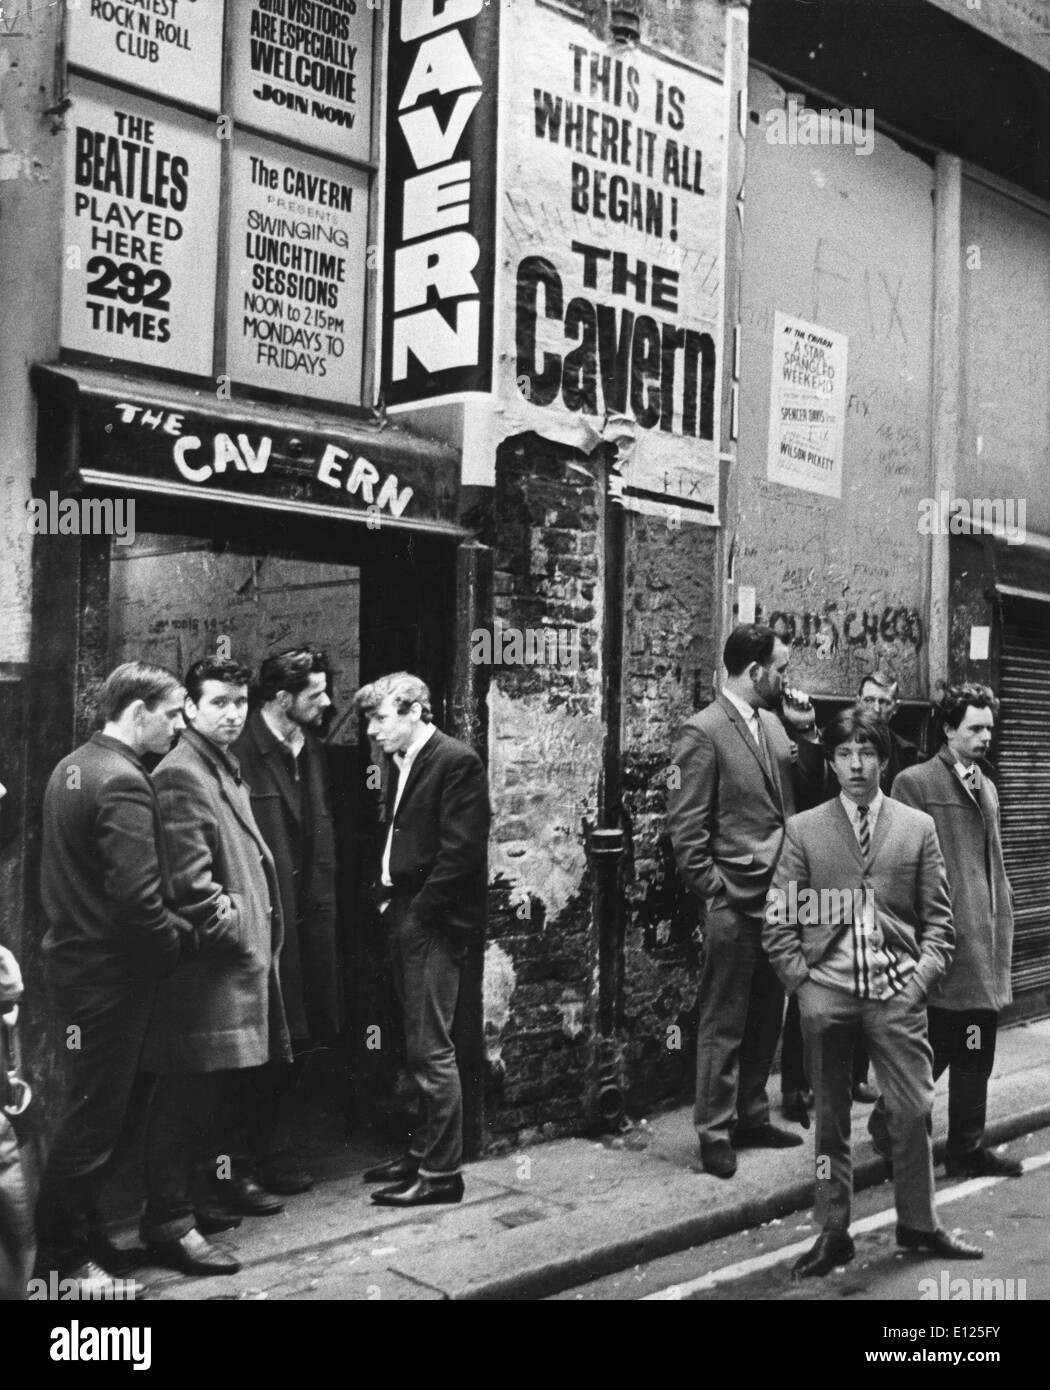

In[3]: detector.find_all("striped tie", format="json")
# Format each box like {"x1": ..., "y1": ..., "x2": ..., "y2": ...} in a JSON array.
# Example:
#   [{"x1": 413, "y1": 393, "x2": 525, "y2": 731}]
[{"x1": 857, "y1": 803, "x2": 871, "y2": 863}]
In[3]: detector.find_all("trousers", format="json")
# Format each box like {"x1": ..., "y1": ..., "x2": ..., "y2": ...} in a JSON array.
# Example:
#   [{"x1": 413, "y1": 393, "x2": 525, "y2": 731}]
[
  {"x1": 388, "y1": 898, "x2": 466, "y2": 1176},
  {"x1": 799, "y1": 977, "x2": 937, "y2": 1234},
  {"x1": 694, "y1": 905, "x2": 784, "y2": 1147}
]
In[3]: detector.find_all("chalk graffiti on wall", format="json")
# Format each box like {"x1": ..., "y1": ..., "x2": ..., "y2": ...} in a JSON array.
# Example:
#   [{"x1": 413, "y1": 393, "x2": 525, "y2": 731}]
[{"x1": 756, "y1": 602, "x2": 924, "y2": 656}]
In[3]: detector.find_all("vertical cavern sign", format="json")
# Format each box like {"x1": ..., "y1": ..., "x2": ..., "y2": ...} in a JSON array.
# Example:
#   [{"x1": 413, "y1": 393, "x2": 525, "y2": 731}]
[{"x1": 380, "y1": 0, "x2": 500, "y2": 410}]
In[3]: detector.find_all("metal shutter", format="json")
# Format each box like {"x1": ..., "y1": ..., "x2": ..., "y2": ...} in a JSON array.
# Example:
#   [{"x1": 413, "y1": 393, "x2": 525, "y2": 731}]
[{"x1": 998, "y1": 597, "x2": 1050, "y2": 995}]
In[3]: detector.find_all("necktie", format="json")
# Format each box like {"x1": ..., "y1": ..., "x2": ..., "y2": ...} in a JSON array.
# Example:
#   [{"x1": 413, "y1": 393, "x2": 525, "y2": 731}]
[
  {"x1": 857, "y1": 804, "x2": 871, "y2": 863},
  {"x1": 964, "y1": 767, "x2": 977, "y2": 792}
]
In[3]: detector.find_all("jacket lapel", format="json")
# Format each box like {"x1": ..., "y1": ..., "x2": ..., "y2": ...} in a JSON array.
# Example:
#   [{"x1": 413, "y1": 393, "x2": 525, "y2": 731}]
[
  {"x1": 831, "y1": 797, "x2": 866, "y2": 869},
  {"x1": 718, "y1": 697, "x2": 781, "y2": 804},
  {"x1": 391, "y1": 728, "x2": 441, "y2": 823},
  {"x1": 248, "y1": 713, "x2": 302, "y2": 827},
  {"x1": 185, "y1": 729, "x2": 273, "y2": 861}
]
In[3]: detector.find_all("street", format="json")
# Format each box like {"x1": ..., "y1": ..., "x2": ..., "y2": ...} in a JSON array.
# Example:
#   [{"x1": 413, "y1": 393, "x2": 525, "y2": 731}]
[{"x1": 552, "y1": 1134, "x2": 1050, "y2": 1302}]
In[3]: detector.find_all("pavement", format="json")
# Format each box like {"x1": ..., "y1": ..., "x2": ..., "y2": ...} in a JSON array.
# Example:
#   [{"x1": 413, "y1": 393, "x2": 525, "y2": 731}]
[{"x1": 120, "y1": 1016, "x2": 1050, "y2": 1302}]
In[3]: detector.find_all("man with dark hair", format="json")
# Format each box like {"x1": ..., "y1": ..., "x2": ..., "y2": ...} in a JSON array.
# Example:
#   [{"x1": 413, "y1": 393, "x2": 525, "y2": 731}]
[
  {"x1": 667, "y1": 624, "x2": 823, "y2": 1178},
  {"x1": 873, "y1": 684, "x2": 1021, "y2": 1179},
  {"x1": 858, "y1": 672, "x2": 924, "y2": 793},
  {"x1": 37, "y1": 662, "x2": 194, "y2": 1293},
  {"x1": 231, "y1": 647, "x2": 339, "y2": 1196},
  {"x1": 765, "y1": 708, "x2": 982, "y2": 1278},
  {"x1": 354, "y1": 672, "x2": 489, "y2": 1207},
  {"x1": 140, "y1": 656, "x2": 289, "y2": 1276}
]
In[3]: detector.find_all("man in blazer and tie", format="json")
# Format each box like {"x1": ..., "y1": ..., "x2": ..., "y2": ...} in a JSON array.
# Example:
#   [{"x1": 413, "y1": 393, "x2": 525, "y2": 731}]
[
  {"x1": 667, "y1": 624, "x2": 824, "y2": 1178},
  {"x1": 875, "y1": 684, "x2": 1021, "y2": 1179},
  {"x1": 354, "y1": 672, "x2": 490, "y2": 1207},
  {"x1": 764, "y1": 707, "x2": 983, "y2": 1278}
]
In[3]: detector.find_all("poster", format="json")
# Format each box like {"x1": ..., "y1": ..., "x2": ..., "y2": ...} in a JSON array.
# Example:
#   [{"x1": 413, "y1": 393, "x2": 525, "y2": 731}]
[
  {"x1": 231, "y1": 0, "x2": 374, "y2": 164},
  {"x1": 67, "y1": 0, "x2": 225, "y2": 109},
  {"x1": 493, "y1": 0, "x2": 725, "y2": 517},
  {"x1": 226, "y1": 137, "x2": 368, "y2": 404},
  {"x1": 380, "y1": 0, "x2": 500, "y2": 411},
  {"x1": 766, "y1": 312, "x2": 848, "y2": 498},
  {"x1": 61, "y1": 79, "x2": 220, "y2": 377}
]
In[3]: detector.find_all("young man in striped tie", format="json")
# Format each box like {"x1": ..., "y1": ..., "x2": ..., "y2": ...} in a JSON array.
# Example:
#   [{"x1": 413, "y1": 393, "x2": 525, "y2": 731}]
[{"x1": 763, "y1": 708, "x2": 983, "y2": 1279}]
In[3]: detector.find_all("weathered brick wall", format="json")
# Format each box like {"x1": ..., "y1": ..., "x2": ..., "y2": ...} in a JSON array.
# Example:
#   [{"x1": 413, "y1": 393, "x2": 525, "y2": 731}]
[
  {"x1": 479, "y1": 434, "x2": 605, "y2": 1148},
  {"x1": 620, "y1": 516, "x2": 718, "y2": 1112}
]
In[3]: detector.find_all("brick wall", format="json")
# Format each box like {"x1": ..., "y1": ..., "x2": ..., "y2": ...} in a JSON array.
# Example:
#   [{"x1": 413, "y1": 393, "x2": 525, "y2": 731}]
[{"x1": 620, "y1": 516, "x2": 718, "y2": 1111}]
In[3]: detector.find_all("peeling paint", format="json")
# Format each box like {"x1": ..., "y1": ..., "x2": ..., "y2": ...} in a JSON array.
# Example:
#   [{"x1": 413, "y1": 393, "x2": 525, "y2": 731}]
[
  {"x1": 482, "y1": 942, "x2": 517, "y2": 1079},
  {"x1": 488, "y1": 682, "x2": 603, "y2": 920}
]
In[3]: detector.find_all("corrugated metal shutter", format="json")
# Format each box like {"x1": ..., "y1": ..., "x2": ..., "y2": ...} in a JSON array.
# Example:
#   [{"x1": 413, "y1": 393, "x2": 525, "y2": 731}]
[{"x1": 998, "y1": 597, "x2": 1050, "y2": 995}]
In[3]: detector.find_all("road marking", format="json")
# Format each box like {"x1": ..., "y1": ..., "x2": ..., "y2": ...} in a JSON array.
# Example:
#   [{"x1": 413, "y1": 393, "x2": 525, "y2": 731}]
[{"x1": 643, "y1": 1148, "x2": 1050, "y2": 1300}]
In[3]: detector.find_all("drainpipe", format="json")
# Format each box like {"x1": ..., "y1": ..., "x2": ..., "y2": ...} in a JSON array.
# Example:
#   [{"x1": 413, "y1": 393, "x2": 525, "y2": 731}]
[{"x1": 587, "y1": 448, "x2": 628, "y2": 1129}]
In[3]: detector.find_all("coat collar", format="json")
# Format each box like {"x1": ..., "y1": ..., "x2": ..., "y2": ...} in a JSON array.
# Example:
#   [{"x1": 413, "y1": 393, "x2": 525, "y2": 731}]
[
  {"x1": 935, "y1": 745, "x2": 985, "y2": 806},
  {"x1": 90, "y1": 730, "x2": 148, "y2": 773},
  {"x1": 178, "y1": 727, "x2": 274, "y2": 859},
  {"x1": 181, "y1": 725, "x2": 243, "y2": 782},
  {"x1": 242, "y1": 710, "x2": 303, "y2": 824}
]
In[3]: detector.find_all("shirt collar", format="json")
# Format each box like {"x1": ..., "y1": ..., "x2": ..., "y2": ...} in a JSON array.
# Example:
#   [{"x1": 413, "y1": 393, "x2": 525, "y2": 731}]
[
  {"x1": 954, "y1": 760, "x2": 976, "y2": 784},
  {"x1": 395, "y1": 720, "x2": 436, "y2": 769},
  {"x1": 721, "y1": 686, "x2": 758, "y2": 725},
  {"x1": 841, "y1": 788, "x2": 884, "y2": 821}
]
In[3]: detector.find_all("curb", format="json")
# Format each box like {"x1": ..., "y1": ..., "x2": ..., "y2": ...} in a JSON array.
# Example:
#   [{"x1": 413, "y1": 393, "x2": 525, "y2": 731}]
[{"x1": 450, "y1": 1106, "x2": 1050, "y2": 1300}]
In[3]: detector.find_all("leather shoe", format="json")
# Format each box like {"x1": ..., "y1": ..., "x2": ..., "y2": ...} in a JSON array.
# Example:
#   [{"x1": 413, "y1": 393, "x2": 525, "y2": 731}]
[
  {"x1": 362, "y1": 1153, "x2": 420, "y2": 1184},
  {"x1": 147, "y1": 1227, "x2": 242, "y2": 1276},
  {"x1": 88, "y1": 1232, "x2": 146, "y2": 1276},
  {"x1": 896, "y1": 1225, "x2": 983, "y2": 1259},
  {"x1": 195, "y1": 1206, "x2": 243, "y2": 1235},
  {"x1": 699, "y1": 1141, "x2": 737, "y2": 1178},
  {"x1": 852, "y1": 1081, "x2": 879, "y2": 1104},
  {"x1": 257, "y1": 1161, "x2": 315, "y2": 1195},
  {"x1": 371, "y1": 1174, "x2": 465, "y2": 1207},
  {"x1": 733, "y1": 1122, "x2": 804, "y2": 1149},
  {"x1": 945, "y1": 1147, "x2": 1023, "y2": 1179},
  {"x1": 781, "y1": 1091, "x2": 811, "y2": 1127},
  {"x1": 216, "y1": 1173, "x2": 284, "y2": 1216},
  {"x1": 58, "y1": 1258, "x2": 125, "y2": 1299},
  {"x1": 792, "y1": 1231, "x2": 855, "y2": 1280}
]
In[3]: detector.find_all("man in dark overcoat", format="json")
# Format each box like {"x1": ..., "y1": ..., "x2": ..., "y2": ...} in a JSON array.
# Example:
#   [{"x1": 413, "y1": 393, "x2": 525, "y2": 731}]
[
  {"x1": 874, "y1": 682, "x2": 1022, "y2": 1179},
  {"x1": 36, "y1": 662, "x2": 194, "y2": 1291},
  {"x1": 140, "y1": 656, "x2": 289, "y2": 1277},
  {"x1": 355, "y1": 672, "x2": 490, "y2": 1207},
  {"x1": 232, "y1": 646, "x2": 339, "y2": 1194}
]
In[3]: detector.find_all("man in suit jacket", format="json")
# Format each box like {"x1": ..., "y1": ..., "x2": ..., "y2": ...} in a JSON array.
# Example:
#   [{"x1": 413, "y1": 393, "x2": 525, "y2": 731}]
[
  {"x1": 764, "y1": 708, "x2": 982, "y2": 1278},
  {"x1": 232, "y1": 646, "x2": 339, "y2": 1195},
  {"x1": 36, "y1": 662, "x2": 194, "y2": 1292},
  {"x1": 140, "y1": 657, "x2": 289, "y2": 1277},
  {"x1": 882, "y1": 683, "x2": 1021, "y2": 1179},
  {"x1": 354, "y1": 672, "x2": 490, "y2": 1208},
  {"x1": 667, "y1": 623, "x2": 824, "y2": 1178}
]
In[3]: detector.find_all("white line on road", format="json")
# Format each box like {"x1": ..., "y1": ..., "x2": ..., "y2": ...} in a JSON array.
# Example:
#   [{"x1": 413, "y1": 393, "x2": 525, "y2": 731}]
[{"x1": 643, "y1": 1149, "x2": 1050, "y2": 1300}]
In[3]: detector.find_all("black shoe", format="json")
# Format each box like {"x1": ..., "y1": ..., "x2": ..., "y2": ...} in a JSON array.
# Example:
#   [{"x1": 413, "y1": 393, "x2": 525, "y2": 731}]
[
  {"x1": 733, "y1": 1122, "x2": 804, "y2": 1149},
  {"x1": 87, "y1": 1230, "x2": 146, "y2": 1277},
  {"x1": 215, "y1": 1174, "x2": 285, "y2": 1216},
  {"x1": 781, "y1": 1091, "x2": 811, "y2": 1128},
  {"x1": 56, "y1": 1258, "x2": 125, "y2": 1299},
  {"x1": 362, "y1": 1153, "x2": 420, "y2": 1184},
  {"x1": 146, "y1": 1228, "x2": 242, "y2": 1276},
  {"x1": 792, "y1": 1231, "x2": 855, "y2": 1280},
  {"x1": 945, "y1": 1147, "x2": 1023, "y2": 1179},
  {"x1": 195, "y1": 1206, "x2": 244, "y2": 1235},
  {"x1": 371, "y1": 1174, "x2": 465, "y2": 1207},
  {"x1": 852, "y1": 1081, "x2": 879, "y2": 1104},
  {"x1": 896, "y1": 1225, "x2": 983, "y2": 1260},
  {"x1": 699, "y1": 1141, "x2": 737, "y2": 1179},
  {"x1": 257, "y1": 1161, "x2": 315, "y2": 1195}
]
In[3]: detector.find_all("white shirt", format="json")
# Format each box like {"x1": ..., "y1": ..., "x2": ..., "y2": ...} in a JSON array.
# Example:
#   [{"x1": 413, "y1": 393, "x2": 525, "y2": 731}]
[
  {"x1": 954, "y1": 760, "x2": 978, "y2": 794},
  {"x1": 381, "y1": 722, "x2": 436, "y2": 889},
  {"x1": 721, "y1": 686, "x2": 761, "y2": 744}
]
